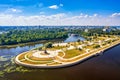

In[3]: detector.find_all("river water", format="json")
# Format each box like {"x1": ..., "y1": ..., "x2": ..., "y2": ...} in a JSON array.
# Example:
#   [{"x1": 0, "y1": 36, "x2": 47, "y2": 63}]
[{"x1": 0, "y1": 36, "x2": 120, "y2": 80}]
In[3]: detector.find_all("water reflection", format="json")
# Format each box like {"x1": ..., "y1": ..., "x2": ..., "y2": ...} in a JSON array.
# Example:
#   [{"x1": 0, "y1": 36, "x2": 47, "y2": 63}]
[
  {"x1": 64, "y1": 35, "x2": 85, "y2": 42},
  {"x1": 0, "y1": 44, "x2": 43, "y2": 57}
]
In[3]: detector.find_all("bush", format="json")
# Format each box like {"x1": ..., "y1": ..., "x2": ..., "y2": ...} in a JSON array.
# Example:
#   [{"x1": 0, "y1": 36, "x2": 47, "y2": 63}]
[
  {"x1": 93, "y1": 44, "x2": 100, "y2": 48},
  {"x1": 44, "y1": 42, "x2": 53, "y2": 48}
]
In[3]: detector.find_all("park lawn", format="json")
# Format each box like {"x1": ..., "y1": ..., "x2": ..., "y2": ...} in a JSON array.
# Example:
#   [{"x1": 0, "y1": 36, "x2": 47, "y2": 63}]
[
  {"x1": 21, "y1": 59, "x2": 54, "y2": 64},
  {"x1": 64, "y1": 49, "x2": 85, "y2": 59},
  {"x1": 85, "y1": 45, "x2": 94, "y2": 50},
  {"x1": 28, "y1": 56, "x2": 53, "y2": 61},
  {"x1": 18, "y1": 52, "x2": 26, "y2": 60},
  {"x1": 70, "y1": 52, "x2": 94, "y2": 61},
  {"x1": 47, "y1": 62, "x2": 62, "y2": 65},
  {"x1": 58, "y1": 52, "x2": 64, "y2": 57}
]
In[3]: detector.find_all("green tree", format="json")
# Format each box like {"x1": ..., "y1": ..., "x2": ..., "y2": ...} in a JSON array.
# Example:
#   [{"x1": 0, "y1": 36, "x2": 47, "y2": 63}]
[{"x1": 44, "y1": 42, "x2": 53, "y2": 48}]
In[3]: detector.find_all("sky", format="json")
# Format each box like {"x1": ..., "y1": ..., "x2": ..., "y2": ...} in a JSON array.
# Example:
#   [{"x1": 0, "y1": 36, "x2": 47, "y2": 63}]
[{"x1": 0, "y1": 0, "x2": 120, "y2": 26}]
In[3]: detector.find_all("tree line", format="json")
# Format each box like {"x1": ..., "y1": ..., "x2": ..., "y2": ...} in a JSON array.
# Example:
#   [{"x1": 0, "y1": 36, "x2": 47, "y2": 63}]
[
  {"x1": 0, "y1": 29, "x2": 68, "y2": 45},
  {"x1": 1, "y1": 28, "x2": 120, "y2": 45}
]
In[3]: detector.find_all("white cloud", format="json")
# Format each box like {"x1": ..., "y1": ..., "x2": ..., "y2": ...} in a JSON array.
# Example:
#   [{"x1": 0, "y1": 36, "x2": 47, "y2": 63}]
[
  {"x1": 72, "y1": 13, "x2": 98, "y2": 19},
  {"x1": 110, "y1": 13, "x2": 120, "y2": 17},
  {"x1": 6, "y1": 8, "x2": 22, "y2": 13},
  {"x1": 93, "y1": 14, "x2": 98, "y2": 17},
  {"x1": 0, "y1": 13, "x2": 120, "y2": 26},
  {"x1": 48, "y1": 4, "x2": 63, "y2": 10},
  {"x1": 49, "y1": 5, "x2": 59, "y2": 9}
]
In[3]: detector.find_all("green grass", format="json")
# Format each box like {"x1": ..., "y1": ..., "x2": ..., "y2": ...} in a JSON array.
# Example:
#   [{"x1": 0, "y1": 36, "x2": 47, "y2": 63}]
[
  {"x1": 21, "y1": 60, "x2": 54, "y2": 64},
  {"x1": 58, "y1": 52, "x2": 64, "y2": 57},
  {"x1": 47, "y1": 62, "x2": 62, "y2": 65},
  {"x1": 85, "y1": 45, "x2": 94, "y2": 49},
  {"x1": 47, "y1": 46, "x2": 67, "y2": 50},
  {"x1": 64, "y1": 49, "x2": 85, "y2": 59},
  {"x1": 18, "y1": 53, "x2": 26, "y2": 60}
]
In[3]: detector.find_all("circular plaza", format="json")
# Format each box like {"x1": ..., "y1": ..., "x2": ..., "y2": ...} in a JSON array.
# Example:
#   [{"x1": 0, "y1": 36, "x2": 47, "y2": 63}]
[{"x1": 15, "y1": 49, "x2": 69, "y2": 68}]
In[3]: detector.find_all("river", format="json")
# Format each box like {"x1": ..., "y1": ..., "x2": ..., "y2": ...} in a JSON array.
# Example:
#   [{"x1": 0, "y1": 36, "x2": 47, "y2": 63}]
[{"x1": 0, "y1": 35, "x2": 120, "y2": 80}]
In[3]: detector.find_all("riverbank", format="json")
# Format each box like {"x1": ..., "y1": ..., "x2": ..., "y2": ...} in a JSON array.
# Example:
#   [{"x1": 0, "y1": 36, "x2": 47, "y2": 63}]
[{"x1": 0, "y1": 39, "x2": 63, "y2": 48}]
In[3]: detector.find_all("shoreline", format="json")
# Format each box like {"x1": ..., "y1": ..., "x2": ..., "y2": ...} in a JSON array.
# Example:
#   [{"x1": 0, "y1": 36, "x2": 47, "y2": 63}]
[
  {"x1": 15, "y1": 39, "x2": 120, "y2": 68},
  {"x1": 0, "y1": 39, "x2": 63, "y2": 48}
]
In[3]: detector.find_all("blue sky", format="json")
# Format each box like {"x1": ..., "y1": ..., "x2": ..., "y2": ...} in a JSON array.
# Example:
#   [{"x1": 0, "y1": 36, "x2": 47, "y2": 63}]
[{"x1": 0, "y1": 0, "x2": 120, "y2": 26}]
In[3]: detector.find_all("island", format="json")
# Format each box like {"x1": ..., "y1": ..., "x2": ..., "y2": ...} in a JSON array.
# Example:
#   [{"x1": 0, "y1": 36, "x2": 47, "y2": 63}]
[{"x1": 15, "y1": 35, "x2": 120, "y2": 68}]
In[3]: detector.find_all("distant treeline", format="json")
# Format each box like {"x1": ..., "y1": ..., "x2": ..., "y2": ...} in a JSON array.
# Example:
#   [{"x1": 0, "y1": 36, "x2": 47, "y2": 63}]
[
  {"x1": 0, "y1": 28, "x2": 120, "y2": 45},
  {"x1": 0, "y1": 29, "x2": 68, "y2": 45},
  {"x1": 70, "y1": 28, "x2": 120, "y2": 36}
]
